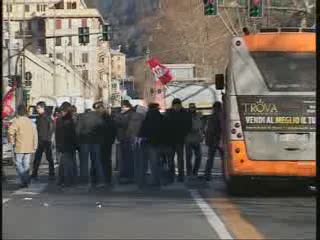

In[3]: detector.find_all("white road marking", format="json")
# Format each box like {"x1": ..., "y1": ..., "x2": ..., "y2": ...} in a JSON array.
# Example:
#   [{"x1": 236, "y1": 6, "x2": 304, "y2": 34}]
[
  {"x1": 13, "y1": 183, "x2": 47, "y2": 195},
  {"x1": 189, "y1": 189, "x2": 233, "y2": 240},
  {"x1": 3, "y1": 198, "x2": 11, "y2": 204}
]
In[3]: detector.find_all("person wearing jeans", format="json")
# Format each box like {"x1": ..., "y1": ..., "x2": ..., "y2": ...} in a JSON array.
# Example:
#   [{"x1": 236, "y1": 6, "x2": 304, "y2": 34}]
[
  {"x1": 185, "y1": 103, "x2": 203, "y2": 177},
  {"x1": 204, "y1": 102, "x2": 224, "y2": 181},
  {"x1": 138, "y1": 103, "x2": 165, "y2": 188},
  {"x1": 55, "y1": 102, "x2": 77, "y2": 187},
  {"x1": 31, "y1": 101, "x2": 55, "y2": 181},
  {"x1": 8, "y1": 105, "x2": 38, "y2": 188},
  {"x1": 76, "y1": 102, "x2": 107, "y2": 187},
  {"x1": 165, "y1": 99, "x2": 192, "y2": 183},
  {"x1": 81, "y1": 144, "x2": 105, "y2": 185},
  {"x1": 114, "y1": 100, "x2": 144, "y2": 184}
]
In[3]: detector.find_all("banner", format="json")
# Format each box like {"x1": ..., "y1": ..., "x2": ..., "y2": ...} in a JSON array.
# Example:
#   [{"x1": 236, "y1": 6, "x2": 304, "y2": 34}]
[
  {"x1": 147, "y1": 58, "x2": 173, "y2": 85},
  {"x1": 2, "y1": 87, "x2": 15, "y2": 119},
  {"x1": 237, "y1": 95, "x2": 316, "y2": 132}
]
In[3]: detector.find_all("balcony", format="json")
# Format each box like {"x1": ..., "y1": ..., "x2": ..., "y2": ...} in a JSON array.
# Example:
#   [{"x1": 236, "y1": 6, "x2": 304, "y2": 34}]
[{"x1": 15, "y1": 30, "x2": 33, "y2": 38}]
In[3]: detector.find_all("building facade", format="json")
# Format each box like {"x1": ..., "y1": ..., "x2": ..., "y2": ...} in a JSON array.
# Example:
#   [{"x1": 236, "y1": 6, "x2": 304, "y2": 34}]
[{"x1": 3, "y1": 0, "x2": 112, "y2": 106}]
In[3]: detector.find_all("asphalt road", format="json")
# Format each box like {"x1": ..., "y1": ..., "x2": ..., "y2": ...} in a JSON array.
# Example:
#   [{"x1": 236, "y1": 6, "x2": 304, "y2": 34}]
[{"x1": 2, "y1": 144, "x2": 316, "y2": 240}]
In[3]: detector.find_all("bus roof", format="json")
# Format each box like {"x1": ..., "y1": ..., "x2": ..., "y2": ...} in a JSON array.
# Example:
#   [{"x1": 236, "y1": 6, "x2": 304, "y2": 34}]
[{"x1": 243, "y1": 33, "x2": 315, "y2": 52}]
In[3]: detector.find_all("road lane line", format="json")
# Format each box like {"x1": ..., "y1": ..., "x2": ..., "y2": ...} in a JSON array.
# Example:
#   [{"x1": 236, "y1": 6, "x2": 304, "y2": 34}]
[
  {"x1": 3, "y1": 198, "x2": 11, "y2": 204},
  {"x1": 208, "y1": 197, "x2": 264, "y2": 240},
  {"x1": 189, "y1": 189, "x2": 233, "y2": 240}
]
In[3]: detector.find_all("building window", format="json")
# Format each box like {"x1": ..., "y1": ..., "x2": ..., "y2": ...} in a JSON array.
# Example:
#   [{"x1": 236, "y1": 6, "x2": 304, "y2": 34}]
[
  {"x1": 69, "y1": 53, "x2": 73, "y2": 64},
  {"x1": 19, "y1": 22, "x2": 23, "y2": 32},
  {"x1": 82, "y1": 70, "x2": 89, "y2": 81},
  {"x1": 81, "y1": 19, "x2": 87, "y2": 27},
  {"x1": 27, "y1": 22, "x2": 32, "y2": 31},
  {"x1": 54, "y1": 2, "x2": 64, "y2": 9},
  {"x1": 25, "y1": 5, "x2": 30, "y2": 12},
  {"x1": 8, "y1": 4, "x2": 13, "y2": 12},
  {"x1": 68, "y1": 36, "x2": 72, "y2": 46},
  {"x1": 67, "y1": 2, "x2": 72, "y2": 9},
  {"x1": 36, "y1": 4, "x2": 40, "y2": 11},
  {"x1": 67, "y1": 2, "x2": 77, "y2": 9},
  {"x1": 68, "y1": 19, "x2": 72, "y2": 28},
  {"x1": 55, "y1": 19, "x2": 62, "y2": 29},
  {"x1": 82, "y1": 53, "x2": 89, "y2": 63},
  {"x1": 118, "y1": 65, "x2": 121, "y2": 71},
  {"x1": 38, "y1": 39, "x2": 45, "y2": 53},
  {"x1": 56, "y1": 53, "x2": 63, "y2": 60},
  {"x1": 38, "y1": 20, "x2": 45, "y2": 31},
  {"x1": 4, "y1": 21, "x2": 9, "y2": 32},
  {"x1": 55, "y1": 37, "x2": 62, "y2": 46}
]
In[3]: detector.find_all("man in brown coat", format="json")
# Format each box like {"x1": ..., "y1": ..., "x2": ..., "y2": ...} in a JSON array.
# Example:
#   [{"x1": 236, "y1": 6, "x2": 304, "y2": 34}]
[{"x1": 8, "y1": 105, "x2": 38, "y2": 188}]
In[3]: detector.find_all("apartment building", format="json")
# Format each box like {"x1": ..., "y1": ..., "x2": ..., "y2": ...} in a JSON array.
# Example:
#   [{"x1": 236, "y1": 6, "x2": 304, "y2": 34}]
[{"x1": 3, "y1": 0, "x2": 111, "y2": 102}]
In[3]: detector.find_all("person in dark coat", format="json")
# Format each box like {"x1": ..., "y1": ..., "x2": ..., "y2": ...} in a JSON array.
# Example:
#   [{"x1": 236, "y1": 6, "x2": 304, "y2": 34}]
[
  {"x1": 90, "y1": 101, "x2": 117, "y2": 185},
  {"x1": 114, "y1": 100, "x2": 144, "y2": 184},
  {"x1": 185, "y1": 103, "x2": 204, "y2": 177},
  {"x1": 55, "y1": 102, "x2": 77, "y2": 187},
  {"x1": 204, "y1": 102, "x2": 224, "y2": 181},
  {"x1": 31, "y1": 101, "x2": 55, "y2": 181},
  {"x1": 165, "y1": 98, "x2": 192, "y2": 183},
  {"x1": 138, "y1": 103, "x2": 165, "y2": 188},
  {"x1": 75, "y1": 104, "x2": 106, "y2": 187}
]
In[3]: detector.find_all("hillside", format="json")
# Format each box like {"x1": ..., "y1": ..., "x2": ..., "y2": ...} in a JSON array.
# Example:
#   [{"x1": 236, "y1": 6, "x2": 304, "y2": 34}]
[{"x1": 86, "y1": 0, "x2": 315, "y2": 97}]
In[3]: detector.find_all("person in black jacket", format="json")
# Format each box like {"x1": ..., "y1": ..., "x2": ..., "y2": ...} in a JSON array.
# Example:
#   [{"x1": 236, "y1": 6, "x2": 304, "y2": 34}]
[
  {"x1": 204, "y1": 102, "x2": 224, "y2": 181},
  {"x1": 31, "y1": 101, "x2": 55, "y2": 181},
  {"x1": 165, "y1": 98, "x2": 192, "y2": 183},
  {"x1": 139, "y1": 103, "x2": 165, "y2": 188},
  {"x1": 55, "y1": 102, "x2": 77, "y2": 187},
  {"x1": 75, "y1": 104, "x2": 106, "y2": 187},
  {"x1": 90, "y1": 101, "x2": 117, "y2": 185}
]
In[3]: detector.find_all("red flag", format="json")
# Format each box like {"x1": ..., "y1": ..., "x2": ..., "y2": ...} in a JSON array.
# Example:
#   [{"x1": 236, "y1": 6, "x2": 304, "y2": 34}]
[
  {"x1": 2, "y1": 87, "x2": 15, "y2": 119},
  {"x1": 147, "y1": 58, "x2": 173, "y2": 85}
]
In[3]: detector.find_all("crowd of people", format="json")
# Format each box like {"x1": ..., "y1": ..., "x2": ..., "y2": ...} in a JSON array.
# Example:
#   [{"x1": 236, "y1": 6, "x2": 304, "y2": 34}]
[{"x1": 8, "y1": 98, "x2": 223, "y2": 189}]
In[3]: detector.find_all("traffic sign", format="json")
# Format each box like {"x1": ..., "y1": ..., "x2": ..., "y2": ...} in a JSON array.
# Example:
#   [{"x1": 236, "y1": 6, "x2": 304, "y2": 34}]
[{"x1": 25, "y1": 72, "x2": 32, "y2": 81}]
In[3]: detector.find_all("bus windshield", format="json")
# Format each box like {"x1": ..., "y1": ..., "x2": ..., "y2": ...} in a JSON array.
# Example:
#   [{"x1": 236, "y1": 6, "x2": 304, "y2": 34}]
[{"x1": 251, "y1": 52, "x2": 315, "y2": 92}]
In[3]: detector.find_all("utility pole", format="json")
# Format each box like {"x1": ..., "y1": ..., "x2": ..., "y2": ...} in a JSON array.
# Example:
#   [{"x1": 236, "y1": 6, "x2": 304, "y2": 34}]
[
  {"x1": 144, "y1": 46, "x2": 150, "y2": 103},
  {"x1": 6, "y1": 0, "x2": 12, "y2": 82},
  {"x1": 108, "y1": 49, "x2": 112, "y2": 110},
  {"x1": 53, "y1": 6, "x2": 57, "y2": 96}
]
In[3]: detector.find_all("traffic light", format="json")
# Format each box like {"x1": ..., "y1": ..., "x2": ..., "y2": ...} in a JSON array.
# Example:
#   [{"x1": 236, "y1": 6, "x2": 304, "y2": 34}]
[
  {"x1": 249, "y1": 0, "x2": 263, "y2": 18},
  {"x1": 102, "y1": 25, "x2": 112, "y2": 41},
  {"x1": 8, "y1": 75, "x2": 22, "y2": 88},
  {"x1": 203, "y1": 0, "x2": 218, "y2": 16},
  {"x1": 24, "y1": 80, "x2": 32, "y2": 88},
  {"x1": 78, "y1": 27, "x2": 90, "y2": 44}
]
